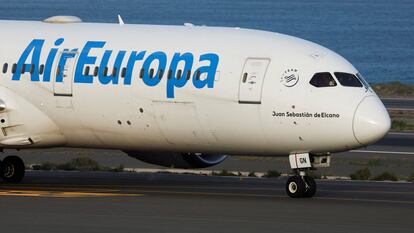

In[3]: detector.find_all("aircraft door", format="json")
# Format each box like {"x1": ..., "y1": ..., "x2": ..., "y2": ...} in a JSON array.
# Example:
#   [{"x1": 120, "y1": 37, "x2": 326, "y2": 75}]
[
  {"x1": 238, "y1": 58, "x2": 270, "y2": 104},
  {"x1": 54, "y1": 50, "x2": 79, "y2": 97}
]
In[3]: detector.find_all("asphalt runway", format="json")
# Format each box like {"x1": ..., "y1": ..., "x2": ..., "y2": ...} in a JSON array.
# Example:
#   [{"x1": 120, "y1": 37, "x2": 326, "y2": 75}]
[
  {"x1": 382, "y1": 98, "x2": 414, "y2": 110},
  {"x1": 0, "y1": 171, "x2": 413, "y2": 233},
  {"x1": 375, "y1": 132, "x2": 414, "y2": 148},
  {"x1": 0, "y1": 132, "x2": 412, "y2": 233}
]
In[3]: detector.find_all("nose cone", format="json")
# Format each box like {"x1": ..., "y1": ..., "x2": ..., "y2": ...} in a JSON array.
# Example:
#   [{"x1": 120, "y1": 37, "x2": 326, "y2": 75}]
[{"x1": 353, "y1": 96, "x2": 391, "y2": 146}]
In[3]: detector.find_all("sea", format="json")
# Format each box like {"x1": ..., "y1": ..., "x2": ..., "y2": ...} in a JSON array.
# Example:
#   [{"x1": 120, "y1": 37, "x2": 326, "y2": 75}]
[{"x1": 0, "y1": 0, "x2": 412, "y2": 84}]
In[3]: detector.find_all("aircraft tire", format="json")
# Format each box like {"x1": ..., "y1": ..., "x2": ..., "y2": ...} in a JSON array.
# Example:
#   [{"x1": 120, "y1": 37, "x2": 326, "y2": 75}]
[
  {"x1": 1, "y1": 156, "x2": 25, "y2": 183},
  {"x1": 303, "y1": 175, "x2": 317, "y2": 198},
  {"x1": 286, "y1": 176, "x2": 306, "y2": 198}
]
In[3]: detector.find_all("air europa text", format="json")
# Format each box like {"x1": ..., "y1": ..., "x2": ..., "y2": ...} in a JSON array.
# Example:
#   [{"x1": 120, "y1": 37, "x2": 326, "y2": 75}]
[{"x1": 11, "y1": 38, "x2": 220, "y2": 98}]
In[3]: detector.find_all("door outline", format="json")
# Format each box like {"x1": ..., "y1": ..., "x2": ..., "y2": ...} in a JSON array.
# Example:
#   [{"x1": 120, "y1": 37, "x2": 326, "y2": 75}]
[
  {"x1": 54, "y1": 50, "x2": 79, "y2": 97},
  {"x1": 238, "y1": 58, "x2": 270, "y2": 104}
]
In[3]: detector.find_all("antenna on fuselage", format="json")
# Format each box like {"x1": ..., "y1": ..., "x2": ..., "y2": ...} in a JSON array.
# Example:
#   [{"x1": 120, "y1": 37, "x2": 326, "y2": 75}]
[{"x1": 117, "y1": 14, "x2": 125, "y2": 25}]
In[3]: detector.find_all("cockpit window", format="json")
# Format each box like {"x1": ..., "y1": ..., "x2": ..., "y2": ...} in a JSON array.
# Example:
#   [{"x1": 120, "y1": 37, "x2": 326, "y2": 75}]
[
  {"x1": 309, "y1": 72, "x2": 337, "y2": 87},
  {"x1": 356, "y1": 73, "x2": 371, "y2": 89},
  {"x1": 334, "y1": 72, "x2": 363, "y2": 87}
]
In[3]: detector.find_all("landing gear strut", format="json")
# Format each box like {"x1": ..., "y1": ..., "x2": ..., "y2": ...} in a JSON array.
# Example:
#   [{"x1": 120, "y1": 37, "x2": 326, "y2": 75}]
[{"x1": 0, "y1": 156, "x2": 25, "y2": 183}]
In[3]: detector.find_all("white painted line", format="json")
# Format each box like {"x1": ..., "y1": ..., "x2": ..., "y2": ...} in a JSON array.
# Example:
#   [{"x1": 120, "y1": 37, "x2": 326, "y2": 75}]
[
  {"x1": 388, "y1": 132, "x2": 414, "y2": 136},
  {"x1": 350, "y1": 150, "x2": 414, "y2": 155},
  {"x1": 123, "y1": 168, "x2": 268, "y2": 177},
  {"x1": 381, "y1": 98, "x2": 414, "y2": 101},
  {"x1": 387, "y1": 108, "x2": 414, "y2": 111}
]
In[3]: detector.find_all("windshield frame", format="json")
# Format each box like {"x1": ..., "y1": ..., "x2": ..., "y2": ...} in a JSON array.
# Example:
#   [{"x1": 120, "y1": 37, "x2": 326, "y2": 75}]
[{"x1": 356, "y1": 73, "x2": 371, "y2": 91}]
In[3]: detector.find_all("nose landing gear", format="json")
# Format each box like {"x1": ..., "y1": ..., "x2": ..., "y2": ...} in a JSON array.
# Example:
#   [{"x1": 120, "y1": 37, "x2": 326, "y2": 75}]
[
  {"x1": 286, "y1": 153, "x2": 329, "y2": 198},
  {"x1": 0, "y1": 156, "x2": 25, "y2": 183},
  {"x1": 286, "y1": 172, "x2": 316, "y2": 198}
]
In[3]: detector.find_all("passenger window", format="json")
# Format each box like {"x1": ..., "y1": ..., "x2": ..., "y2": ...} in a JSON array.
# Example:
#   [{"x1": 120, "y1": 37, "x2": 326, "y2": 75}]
[
  {"x1": 39, "y1": 64, "x2": 45, "y2": 75},
  {"x1": 242, "y1": 73, "x2": 248, "y2": 83},
  {"x1": 12, "y1": 64, "x2": 17, "y2": 74},
  {"x1": 149, "y1": 68, "x2": 154, "y2": 78},
  {"x1": 84, "y1": 66, "x2": 90, "y2": 76},
  {"x1": 29, "y1": 64, "x2": 35, "y2": 74},
  {"x1": 195, "y1": 71, "x2": 201, "y2": 80},
  {"x1": 139, "y1": 68, "x2": 144, "y2": 79},
  {"x1": 94, "y1": 67, "x2": 99, "y2": 76},
  {"x1": 2, "y1": 63, "x2": 8, "y2": 73},
  {"x1": 112, "y1": 67, "x2": 117, "y2": 77},
  {"x1": 177, "y1": 70, "x2": 182, "y2": 80},
  {"x1": 310, "y1": 72, "x2": 337, "y2": 87},
  {"x1": 167, "y1": 70, "x2": 172, "y2": 79},
  {"x1": 334, "y1": 72, "x2": 363, "y2": 87},
  {"x1": 103, "y1": 67, "x2": 108, "y2": 76},
  {"x1": 21, "y1": 64, "x2": 26, "y2": 74},
  {"x1": 121, "y1": 67, "x2": 126, "y2": 78},
  {"x1": 186, "y1": 70, "x2": 191, "y2": 80},
  {"x1": 158, "y1": 69, "x2": 164, "y2": 79}
]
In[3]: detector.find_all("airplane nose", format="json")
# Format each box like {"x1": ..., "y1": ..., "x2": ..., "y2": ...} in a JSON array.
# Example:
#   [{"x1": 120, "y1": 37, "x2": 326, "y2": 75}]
[{"x1": 353, "y1": 96, "x2": 391, "y2": 146}]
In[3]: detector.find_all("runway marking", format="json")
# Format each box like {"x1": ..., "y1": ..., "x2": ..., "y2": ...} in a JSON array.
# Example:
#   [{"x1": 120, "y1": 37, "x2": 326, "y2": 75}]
[
  {"x1": 0, "y1": 190, "x2": 143, "y2": 198},
  {"x1": 7, "y1": 183, "x2": 414, "y2": 195},
  {"x1": 314, "y1": 197, "x2": 414, "y2": 205},
  {"x1": 133, "y1": 190, "x2": 414, "y2": 205},
  {"x1": 104, "y1": 189, "x2": 414, "y2": 205},
  {"x1": 382, "y1": 97, "x2": 414, "y2": 101},
  {"x1": 318, "y1": 189, "x2": 414, "y2": 195},
  {"x1": 10, "y1": 184, "x2": 286, "y2": 191},
  {"x1": 1, "y1": 186, "x2": 413, "y2": 204},
  {"x1": 388, "y1": 132, "x2": 414, "y2": 136},
  {"x1": 350, "y1": 150, "x2": 414, "y2": 155},
  {"x1": 387, "y1": 108, "x2": 414, "y2": 111}
]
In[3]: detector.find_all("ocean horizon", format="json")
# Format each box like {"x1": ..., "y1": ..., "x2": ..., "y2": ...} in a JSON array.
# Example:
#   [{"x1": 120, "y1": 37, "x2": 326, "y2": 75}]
[{"x1": 0, "y1": 0, "x2": 412, "y2": 84}]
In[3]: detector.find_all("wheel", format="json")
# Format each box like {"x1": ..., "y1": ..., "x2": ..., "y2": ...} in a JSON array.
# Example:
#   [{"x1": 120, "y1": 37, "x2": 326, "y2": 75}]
[
  {"x1": 303, "y1": 175, "x2": 317, "y2": 198},
  {"x1": 286, "y1": 176, "x2": 306, "y2": 198},
  {"x1": 1, "y1": 156, "x2": 25, "y2": 183}
]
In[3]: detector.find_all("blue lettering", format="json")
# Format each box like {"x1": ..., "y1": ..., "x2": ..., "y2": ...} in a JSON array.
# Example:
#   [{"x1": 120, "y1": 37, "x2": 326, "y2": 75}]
[
  {"x1": 98, "y1": 50, "x2": 126, "y2": 85},
  {"x1": 12, "y1": 39, "x2": 45, "y2": 81},
  {"x1": 74, "y1": 41, "x2": 106, "y2": 83},
  {"x1": 193, "y1": 53, "x2": 219, "y2": 89},
  {"x1": 124, "y1": 51, "x2": 146, "y2": 85},
  {"x1": 142, "y1": 52, "x2": 167, "y2": 87},
  {"x1": 14, "y1": 39, "x2": 220, "y2": 99},
  {"x1": 167, "y1": 53, "x2": 194, "y2": 98},
  {"x1": 43, "y1": 38, "x2": 64, "y2": 82}
]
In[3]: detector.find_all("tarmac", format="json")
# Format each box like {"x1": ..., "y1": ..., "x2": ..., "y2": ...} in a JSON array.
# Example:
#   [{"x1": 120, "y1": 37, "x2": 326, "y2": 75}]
[
  {"x1": 382, "y1": 98, "x2": 414, "y2": 110},
  {"x1": 0, "y1": 133, "x2": 413, "y2": 233},
  {"x1": 0, "y1": 171, "x2": 413, "y2": 233}
]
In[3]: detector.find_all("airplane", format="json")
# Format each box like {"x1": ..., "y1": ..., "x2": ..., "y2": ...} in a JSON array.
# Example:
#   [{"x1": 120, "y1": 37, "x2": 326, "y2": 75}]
[{"x1": 0, "y1": 16, "x2": 390, "y2": 198}]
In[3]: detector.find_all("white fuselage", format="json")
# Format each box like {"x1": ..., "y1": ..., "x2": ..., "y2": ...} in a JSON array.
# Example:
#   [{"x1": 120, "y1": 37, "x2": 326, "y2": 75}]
[{"x1": 0, "y1": 20, "x2": 390, "y2": 156}]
